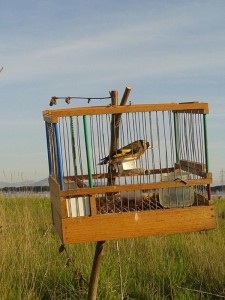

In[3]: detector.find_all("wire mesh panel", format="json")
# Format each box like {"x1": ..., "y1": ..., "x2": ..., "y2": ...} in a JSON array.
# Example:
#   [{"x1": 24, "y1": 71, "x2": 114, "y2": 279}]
[{"x1": 174, "y1": 111, "x2": 206, "y2": 170}]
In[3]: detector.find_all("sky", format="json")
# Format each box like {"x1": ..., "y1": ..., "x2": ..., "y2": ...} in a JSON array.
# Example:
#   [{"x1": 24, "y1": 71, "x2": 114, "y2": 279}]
[{"x1": 1, "y1": 0, "x2": 225, "y2": 185}]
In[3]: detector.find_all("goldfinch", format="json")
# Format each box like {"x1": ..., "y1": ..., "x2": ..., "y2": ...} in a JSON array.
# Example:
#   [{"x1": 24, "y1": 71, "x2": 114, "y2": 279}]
[{"x1": 99, "y1": 140, "x2": 150, "y2": 165}]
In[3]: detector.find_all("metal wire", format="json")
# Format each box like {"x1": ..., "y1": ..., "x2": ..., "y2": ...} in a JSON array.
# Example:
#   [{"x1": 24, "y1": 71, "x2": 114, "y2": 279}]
[
  {"x1": 49, "y1": 95, "x2": 112, "y2": 106},
  {"x1": 76, "y1": 117, "x2": 84, "y2": 180}
]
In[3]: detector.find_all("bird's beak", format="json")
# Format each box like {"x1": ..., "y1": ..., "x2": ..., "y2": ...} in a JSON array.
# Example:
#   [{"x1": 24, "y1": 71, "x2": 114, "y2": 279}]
[{"x1": 146, "y1": 142, "x2": 152, "y2": 149}]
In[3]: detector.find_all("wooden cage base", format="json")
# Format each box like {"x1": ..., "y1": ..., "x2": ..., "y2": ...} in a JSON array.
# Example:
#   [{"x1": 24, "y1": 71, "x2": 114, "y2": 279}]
[
  {"x1": 52, "y1": 205, "x2": 216, "y2": 244},
  {"x1": 49, "y1": 175, "x2": 216, "y2": 244}
]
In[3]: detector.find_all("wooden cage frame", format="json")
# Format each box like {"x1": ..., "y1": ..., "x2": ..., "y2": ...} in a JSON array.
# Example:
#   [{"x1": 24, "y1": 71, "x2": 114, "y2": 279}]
[{"x1": 43, "y1": 101, "x2": 216, "y2": 244}]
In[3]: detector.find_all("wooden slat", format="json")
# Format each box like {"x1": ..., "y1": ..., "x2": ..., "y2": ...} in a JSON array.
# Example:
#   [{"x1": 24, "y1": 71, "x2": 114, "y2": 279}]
[
  {"x1": 61, "y1": 206, "x2": 216, "y2": 244},
  {"x1": 49, "y1": 176, "x2": 61, "y2": 215},
  {"x1": 206, "y1": 172, "x2": 212, "y2": 179},
  {"x1": 49, "y1": 175, "x2": 59, "y2": 191},
  {"x1": 42, "y1": 102, "x2": 209, "y2": 123},
  {"x1": 42, "y1": 115, "x2": 53, "y2": 123},
  {"x1": 60, "y1": 197, "x2": 68, "y2": 218},
  {"x1": 49, "y1": 176, "x2": 68, "y2": 218},
  {"x1": 60, "y1": 178, "x2": 212, "y2": 197},
  {"x1": 52, "y1": 204, "x2": 63, "y2": 242},
  {"x1": 90, "y1": 195, "x2": 97, "y2": 216}
]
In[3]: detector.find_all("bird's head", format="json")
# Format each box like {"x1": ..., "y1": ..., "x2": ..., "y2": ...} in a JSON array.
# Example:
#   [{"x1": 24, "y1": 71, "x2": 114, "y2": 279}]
[{"x1": 140, "y1": 140, "x2": 151, "y2": 150}]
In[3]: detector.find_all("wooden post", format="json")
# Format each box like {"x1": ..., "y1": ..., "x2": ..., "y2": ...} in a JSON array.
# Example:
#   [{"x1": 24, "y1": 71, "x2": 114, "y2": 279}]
[
  {"x1": 115, "y1": 86, "x2": 131, "y2": 125},
  {"x1": 110, "y1": 90, "x2": 119, "y2": 152},
  {"x1": 88, "y1": 90, "x2": 118, "y2": 300},
  {"x1": 108, "y1": 90, "x2": 119, "y2": 186},
  {"x1": 108, "y1": 87, "x2": 131, "y2": 185},
  {"x1": 87, "y1": 241, "x2": 105, "y2": 300},
  {"x1": 88, "y1": 88, "x2": 131, "y2": 300}
]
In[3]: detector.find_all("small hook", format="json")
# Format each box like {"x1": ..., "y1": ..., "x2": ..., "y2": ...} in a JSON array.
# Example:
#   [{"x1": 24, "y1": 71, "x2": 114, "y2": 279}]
[
  {"x1": 50, "y1": 96, "x2": 57, "y2": 106},
  {"x1": 65, "y1": 97, "x2": 71, "y2": 104}
]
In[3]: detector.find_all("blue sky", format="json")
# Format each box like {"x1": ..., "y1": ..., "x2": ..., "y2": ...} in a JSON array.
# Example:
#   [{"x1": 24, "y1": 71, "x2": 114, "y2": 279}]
[{"x1": 1, "y1": 0, "x2": 225, "y2": 185}]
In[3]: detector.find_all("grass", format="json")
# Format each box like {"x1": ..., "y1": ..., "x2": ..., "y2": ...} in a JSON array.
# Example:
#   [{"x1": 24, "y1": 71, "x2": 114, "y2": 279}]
[{"x1": 1, "y1": 195, "x2": 225, "y2": 299}]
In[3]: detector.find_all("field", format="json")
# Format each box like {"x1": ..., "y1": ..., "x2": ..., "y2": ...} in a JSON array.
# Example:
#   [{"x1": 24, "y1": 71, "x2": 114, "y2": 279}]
[{"x1": 1, "y1": 195, "x2": 225, "y2": 300}]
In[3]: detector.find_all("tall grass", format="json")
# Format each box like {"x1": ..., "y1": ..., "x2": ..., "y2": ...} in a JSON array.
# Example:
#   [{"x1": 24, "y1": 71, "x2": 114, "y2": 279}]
[{"x1": 1, "y1": 195, "x2": 225, "y2": 299}]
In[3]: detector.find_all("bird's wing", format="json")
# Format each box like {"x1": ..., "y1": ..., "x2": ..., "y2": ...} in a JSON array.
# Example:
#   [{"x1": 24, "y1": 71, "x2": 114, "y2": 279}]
[
  {"x1": 111, "y1": 146, "x2": 140, "y2": 159},
  {"x1": 112, "y1": 148, "x2": 132, "y2": 158}
]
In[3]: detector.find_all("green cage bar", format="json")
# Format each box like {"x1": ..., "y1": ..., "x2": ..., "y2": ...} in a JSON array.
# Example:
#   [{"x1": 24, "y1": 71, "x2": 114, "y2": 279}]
[
  {"x1": 83, "y1": 115, "x2": 93, "y2": 188},
  {"x1": 203, "y1": 113, "x2": 211, "y2": 199},
  {"x1": 203, "y1": 114, "x2": 209, "y2": 173}
]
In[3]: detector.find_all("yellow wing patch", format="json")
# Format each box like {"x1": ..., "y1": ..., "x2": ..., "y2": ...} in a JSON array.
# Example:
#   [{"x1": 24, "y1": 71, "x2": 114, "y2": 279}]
[{"x1": 112, "y1": 148, "x2": 132, "y2": 158}]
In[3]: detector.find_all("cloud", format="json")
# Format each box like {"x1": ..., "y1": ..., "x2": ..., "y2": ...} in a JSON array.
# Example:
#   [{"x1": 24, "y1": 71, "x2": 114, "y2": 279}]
[{"x1": 2, "y1": 4, "x2": 225, "y2": 85}]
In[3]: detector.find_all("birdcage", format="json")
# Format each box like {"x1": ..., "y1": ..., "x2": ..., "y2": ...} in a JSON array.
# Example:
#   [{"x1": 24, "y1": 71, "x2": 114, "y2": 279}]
[{"x1": 43, "y1": 95, "x2": 215, "y2": 244}]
